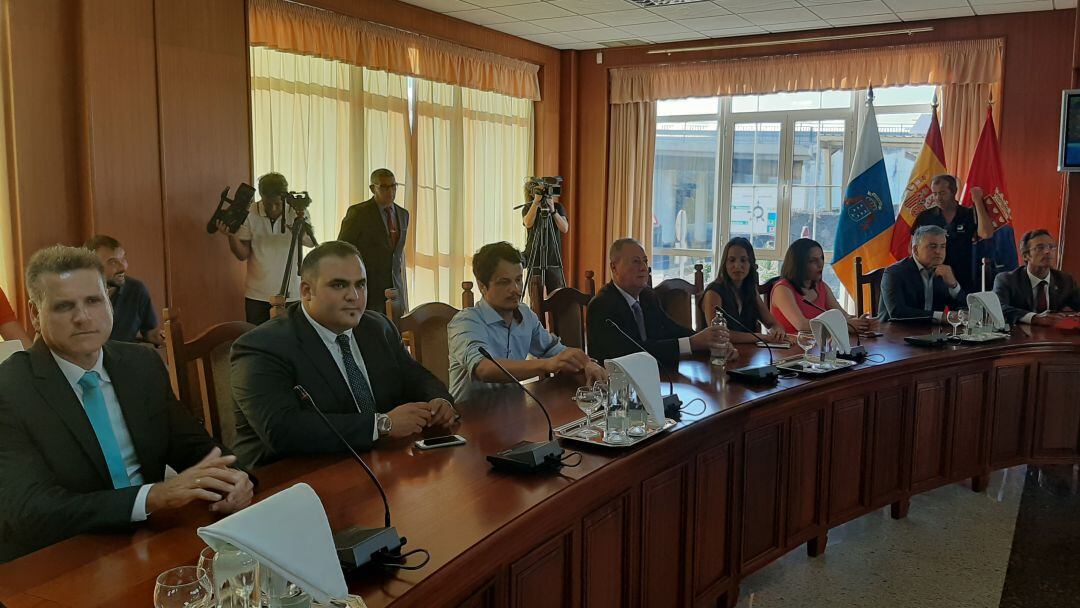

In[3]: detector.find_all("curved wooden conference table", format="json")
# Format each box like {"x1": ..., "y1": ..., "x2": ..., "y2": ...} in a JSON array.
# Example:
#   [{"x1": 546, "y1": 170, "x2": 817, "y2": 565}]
[{"x1": 1, "y1": 324, "x2": 1079, "y2": 608}]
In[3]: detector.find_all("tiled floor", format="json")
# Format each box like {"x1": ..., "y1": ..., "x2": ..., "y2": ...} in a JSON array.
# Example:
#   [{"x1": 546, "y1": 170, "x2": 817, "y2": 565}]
[{"x1": 736, "y1": 465, "x2": 1053, "y2": 608}]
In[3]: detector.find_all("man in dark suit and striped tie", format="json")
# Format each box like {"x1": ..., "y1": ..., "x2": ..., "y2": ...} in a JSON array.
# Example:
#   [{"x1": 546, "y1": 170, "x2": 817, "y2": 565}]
[
  {"x1": 993, "y1": 229, "x2": 1080, "y2": 326},
  {"x1": 0, "y1": 246, "x2": 253, "y2": 562}
]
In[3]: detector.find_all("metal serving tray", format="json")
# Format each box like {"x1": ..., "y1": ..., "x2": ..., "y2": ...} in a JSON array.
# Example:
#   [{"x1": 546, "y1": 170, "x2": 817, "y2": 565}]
[
  {"x1": 554, "y1": 412, "x2": 677, "y2": 449},
  {"x1": 775, "y1": 355, "x2": 857, "y2": 376}
]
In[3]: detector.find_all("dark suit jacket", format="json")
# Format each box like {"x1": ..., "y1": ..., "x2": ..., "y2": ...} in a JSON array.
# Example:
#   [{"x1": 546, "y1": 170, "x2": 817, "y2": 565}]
[
  {"x1": 229, "y1": 303, "x2": 452, "y2": 468},
  {"x1": 338, "y1": 197, "x2": 409, "y2": 318},
  {"x1": 586, "y1": 281, "x2": 694, "y2": 369},
  {"x1": 992, "y1": 266, "x2": 1080, "y2": 324},
  {"x1": 878, "y1": 257, "x2": 967, "y2": 322},
  {"x1": 0, "y1": 341, "x2": 220, "y2": 562}
]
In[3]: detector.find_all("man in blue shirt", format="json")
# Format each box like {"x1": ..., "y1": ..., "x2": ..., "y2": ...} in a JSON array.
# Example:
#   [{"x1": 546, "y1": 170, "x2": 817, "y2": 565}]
[
  {"x1": 448, "y1": 241, "x2": 605, "y2": 402},
  {"x1": 85, "y1": 235, "x2": 163, "y2": 346}
]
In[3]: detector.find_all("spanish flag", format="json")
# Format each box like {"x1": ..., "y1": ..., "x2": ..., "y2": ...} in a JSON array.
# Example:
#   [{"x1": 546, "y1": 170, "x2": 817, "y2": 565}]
[
  {"x1": 833, "y1": 89, "x2": 897, "y2": 299},
  {"x1": 889, "y1": 100, "x2": 946, "y2": 260}
]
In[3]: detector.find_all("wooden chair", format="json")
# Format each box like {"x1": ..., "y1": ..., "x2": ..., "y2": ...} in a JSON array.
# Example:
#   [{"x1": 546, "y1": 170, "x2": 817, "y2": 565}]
[
  {"x1": 759, "y1": 276, "x2": 781, "y2": 309},
  {"x1": 162, "y1": 308, "x2": 254, "y2": 447},
  {"x1": 538, "y1": 285, "x2": 594, "y2": 351},
  {"x1": 528, "y1": 272, "x2": 594, "y2": 322},
  {"x1": 981, "y1": 256, "x2": 995, "y2": 292},
  {"x1": 654, "y1": 263, "x2": 706, "y2": 330},
  {"x1": 394, "y1": 302, "x2": 460, "y2": 387},
  {"x1": 854, "y1": 256, "x2": 885, "y2": 317}
]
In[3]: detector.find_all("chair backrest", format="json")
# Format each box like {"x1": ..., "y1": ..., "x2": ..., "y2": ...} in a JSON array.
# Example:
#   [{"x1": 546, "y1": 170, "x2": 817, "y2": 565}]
[
  {"x1": 854, "y1": 256, "x2": 885, "y2": 317},
  {"x1": 163, "y1": 308, "x2": 254, "y2": 447},
  {"x1": 759, "y1": 276, "x2": 780, "y2": 308},
  {"x1": 539, "y1": 286, "x2": 593, "y2": 350},
  {"x1": 395, "y1": 302, "x2": 461, "y2": 386},
  {"x1": 462, "y1": 282, "x2": 475, "y2": 308},
  {"x1": 981, "y1": 256, "x2": 995, "y2": 292},
  {"x1": 654, "y1": 264, "x2": 705, "y2": 330}
]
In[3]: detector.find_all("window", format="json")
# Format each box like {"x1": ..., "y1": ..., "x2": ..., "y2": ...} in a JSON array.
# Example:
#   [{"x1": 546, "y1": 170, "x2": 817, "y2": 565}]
[
  {"x1": 652, "y1": 85, "x2": 936, "y2": 307},
  {"x1": 250, "y1": 47, "x2": 534, "y2": 308}
]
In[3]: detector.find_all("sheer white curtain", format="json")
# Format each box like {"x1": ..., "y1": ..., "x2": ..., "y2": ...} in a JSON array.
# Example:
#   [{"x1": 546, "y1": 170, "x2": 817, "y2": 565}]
[
  {"x1": 251, "y1": 46, "x2": 534, "y2": 310},
  {"x1": 250, "y1": 47, "x2": 411, "y2": 244}
]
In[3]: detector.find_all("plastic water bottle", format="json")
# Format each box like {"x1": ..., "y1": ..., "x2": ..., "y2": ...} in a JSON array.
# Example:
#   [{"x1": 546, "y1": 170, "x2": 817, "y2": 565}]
[{"x1": 710, "y1": 308, "x2": 730, "y2": 369}]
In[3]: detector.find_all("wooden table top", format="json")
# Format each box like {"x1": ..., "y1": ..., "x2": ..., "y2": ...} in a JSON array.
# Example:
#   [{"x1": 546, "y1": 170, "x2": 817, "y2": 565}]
[{"x1": 1, "y1": 324, "x2": 1076, "y2": 607}]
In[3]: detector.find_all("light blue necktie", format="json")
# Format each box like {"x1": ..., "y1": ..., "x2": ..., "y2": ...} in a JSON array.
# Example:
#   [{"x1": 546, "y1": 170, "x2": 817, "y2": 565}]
[{"x1": 78, "y1": 371, "x2": 130, "y2": 489}]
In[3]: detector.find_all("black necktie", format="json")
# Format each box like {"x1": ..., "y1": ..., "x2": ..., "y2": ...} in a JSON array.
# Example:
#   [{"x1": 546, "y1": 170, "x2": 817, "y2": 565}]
[{"x1": 336, "y1": 334, "x2": 376, "y2": 413}]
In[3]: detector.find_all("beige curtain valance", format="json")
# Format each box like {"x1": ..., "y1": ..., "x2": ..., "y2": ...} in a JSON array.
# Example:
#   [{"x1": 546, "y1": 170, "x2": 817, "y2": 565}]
[
  {"x1": 249, "y1": 0, "x2": 541, "y2": 101},
  {"x1": 610, "y1": 38, "x2": 1003, "y2": 104}
]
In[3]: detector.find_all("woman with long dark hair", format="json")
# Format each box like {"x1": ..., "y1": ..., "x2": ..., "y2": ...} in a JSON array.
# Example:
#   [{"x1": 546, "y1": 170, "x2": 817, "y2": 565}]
[
  {"x1": 770, "y1": 238, "x2": 879, "y2": 334},
  {"x1": 701, "y1": 237, "x2": 786, "y2": 344}
]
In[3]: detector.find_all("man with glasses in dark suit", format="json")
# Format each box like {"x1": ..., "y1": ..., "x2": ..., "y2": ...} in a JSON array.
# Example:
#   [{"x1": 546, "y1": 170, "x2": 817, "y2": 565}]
[
  {"x1": 993, "y1": 229, "x2": 1080, "y2": 326},
  {"x1": 338, "y1": 168, "x2": 409, "y2": 319}
]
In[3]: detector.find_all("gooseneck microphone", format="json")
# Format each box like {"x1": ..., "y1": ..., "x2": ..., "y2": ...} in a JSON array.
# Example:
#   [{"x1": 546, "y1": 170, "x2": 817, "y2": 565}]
[
  {"x1": 294, "y1": 385, "x2": 405, "y2": 570},
  {"x1": 603, "y1": 318, "x2": 682, "y2": 410},
  {"x1": 476, "y1": 346, "x2": 564, "y2": 473},
  {"x1": 800, "y1": 297, "x2": 868, "y2": 360},
  {"x1": 713, "y1": 305, "x2": 779, "y2": 385}
]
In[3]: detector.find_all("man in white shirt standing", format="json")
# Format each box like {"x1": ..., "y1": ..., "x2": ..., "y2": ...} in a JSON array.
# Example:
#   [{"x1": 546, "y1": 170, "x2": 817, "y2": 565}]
[
  {"x1": 993, "y1": 229, "x2": 1080, "y2": 326},
  {"x1": 0, "y1": 245, "x2": 253, "y2": 563},
  {"x1": 216, "y1": 172, "x2": 314, "y2": 324}
]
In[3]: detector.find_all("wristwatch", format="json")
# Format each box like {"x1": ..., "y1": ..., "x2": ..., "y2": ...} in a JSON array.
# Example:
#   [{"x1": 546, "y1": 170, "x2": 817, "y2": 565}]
[{"x1": 376, "y1": 413, "x2": 392, "y2": 437}]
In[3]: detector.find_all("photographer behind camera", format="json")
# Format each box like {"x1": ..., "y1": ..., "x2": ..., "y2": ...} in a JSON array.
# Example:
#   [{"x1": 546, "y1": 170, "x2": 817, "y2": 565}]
[
  {"x1": 214, "y1": 172, "x2": 315, "y2": 325},
  {"x1": 522, "y1": 178, "x2": 569, "y2": 293}
]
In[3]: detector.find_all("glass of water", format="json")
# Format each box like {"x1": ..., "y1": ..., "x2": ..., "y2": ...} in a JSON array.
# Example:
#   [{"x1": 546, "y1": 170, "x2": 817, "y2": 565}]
[
  {"x1": 946, "y1": 309, "x2": 962, "y2": 338},
  {"x1": 626, "y1": 384, "x2": 647, "y2": 438},
  {"x1": 796, "y1": 331, "x2": 817, "y2": 370},
  {"x1": 213, "y1": 544, "x2": 260, "y2": 608},
  {"x1": 604, "y1": 371, "x2": 629, "y2": 445}
]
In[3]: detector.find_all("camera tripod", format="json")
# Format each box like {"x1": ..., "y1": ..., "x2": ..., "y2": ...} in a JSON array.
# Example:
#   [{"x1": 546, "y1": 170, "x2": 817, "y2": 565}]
[
  {"x1": 524, "y1": 197, "x2": 565, "y2": 298},
  {"x1": 269, "y1": 211, "x2": 318, "y2": 316}
]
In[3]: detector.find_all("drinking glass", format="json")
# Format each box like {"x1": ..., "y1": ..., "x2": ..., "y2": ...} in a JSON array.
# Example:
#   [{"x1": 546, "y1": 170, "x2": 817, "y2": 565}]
[
  {"x1": 573, "y1": 386, "x2": 602, "y2": 439},
  {"x1": 626, "y1": 384, "x2": 647, "y2": 438},
  {"x1": 796, "y1": 331, "x2": 817, "y2": 370},
  {"x1": 957, "y1": 308, "x2": 970, "y2": 335},
  {"x1": 155, "y1": 566, "x2": 213, "y2": 608},
  {"x1": 946, "y1": 309, "x2": 962, "y2": 338},
  {"x1": 604, "y1": 371, "x2": 629, "y2": 445},
  {"x1": 213, "y1": 544, "x2": 260, "y2": 608},
  {"x1": 198, "y1": 546, "x2": 216, "y2": 590}
]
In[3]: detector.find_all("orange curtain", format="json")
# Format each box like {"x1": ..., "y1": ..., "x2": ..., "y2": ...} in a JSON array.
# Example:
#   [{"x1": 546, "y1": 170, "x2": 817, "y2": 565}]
[
  {"x1": 609, "y1": 38, "x2": 1003, "y2": 103},
  {"x1": 605, "y1": 101, "x2": 657, "y2": 280},
  {"x1": 248, "y1": 0, "x2": 540, "y2": 101},
  {"x1": 940, "y1": 83, "x2": 1002, "y2": 183}
]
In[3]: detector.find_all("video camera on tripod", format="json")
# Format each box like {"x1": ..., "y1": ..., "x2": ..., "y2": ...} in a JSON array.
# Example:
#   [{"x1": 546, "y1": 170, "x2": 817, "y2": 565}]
[
  {"x1": 283, "y1": 190, "x2": 312, "y2": 213},
  {"x1": 206, "y1": 183, "x2": 256, "y2": 234},
  {"x1": 525, "y1": 176, "x2": 563, "y2": 207}
]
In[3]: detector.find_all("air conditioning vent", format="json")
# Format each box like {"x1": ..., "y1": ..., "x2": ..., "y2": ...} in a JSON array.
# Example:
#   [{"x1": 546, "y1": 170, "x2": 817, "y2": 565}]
[
  {"x1": 622, "y1": 0, "x2": 714, "y2": 7},
  {"x1": 599, "y1": 39, "x2": 652, "y2": 48}
]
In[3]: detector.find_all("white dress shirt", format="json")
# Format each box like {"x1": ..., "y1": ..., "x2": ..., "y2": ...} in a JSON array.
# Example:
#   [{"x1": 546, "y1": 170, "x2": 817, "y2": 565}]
[
  {"x1": 301, "y1": 304, "x2": 380, "y2": 440},
  {"x1": 1019, "y1": 268, "x2": 1052, "y2": 325},
  {"x1": 51, "y1": 350, "x2": 152, "y2": 522},
  {"x1": 613, "y1": 283, "x2": 691, "y2": 355},
  {"x1": 235, "y1": 204, "x2": 307, "y2": 302},
  {"x1": 912, "y1": 259, "x2": 962, "y2": 323}
]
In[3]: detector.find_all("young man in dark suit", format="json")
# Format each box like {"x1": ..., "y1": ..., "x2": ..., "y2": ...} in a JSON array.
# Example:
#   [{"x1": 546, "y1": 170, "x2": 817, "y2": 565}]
[
  {"x1": 0, "y1": 246, "x2": 252, "y2": 562},
  {"x1": 337, "y1": 168, "x2": 409, "y2": 319},
  {"x1": 992, "y1": 229, "x2": 1080, "y2": 326},
  {"x1": 879, "y1": 225, "x2": 967, "y2": 323},
  {"x1": 229, "y1": 241, "x2": 455, "y2": 469},
  {"x1": 587, "y1": 238, "x2": 731, "y2": 369}
]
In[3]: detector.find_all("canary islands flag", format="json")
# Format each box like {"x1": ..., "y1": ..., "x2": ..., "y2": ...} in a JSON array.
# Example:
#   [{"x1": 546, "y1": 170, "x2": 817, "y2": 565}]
[{"x1": 833, "y1": 90, "x2": 896, "y2": 299}]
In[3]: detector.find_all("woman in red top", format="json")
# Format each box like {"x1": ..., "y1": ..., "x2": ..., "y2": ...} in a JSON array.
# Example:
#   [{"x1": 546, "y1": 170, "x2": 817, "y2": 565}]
[
  {"x1": 0, "y1": 286, "x2": 31, "y2": 348},
  {"x1": 770, "y1": 238, "x2": 878, "y2": 335}
]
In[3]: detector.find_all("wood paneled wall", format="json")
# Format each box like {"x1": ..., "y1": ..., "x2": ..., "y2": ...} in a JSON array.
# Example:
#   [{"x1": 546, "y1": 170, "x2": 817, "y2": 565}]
[
  {"x1": 567, "y1": 10, "x2": 1076, "y2": 284},
  {"x1": 5, "y1": 0, "x2": 250, "y2": 333}
]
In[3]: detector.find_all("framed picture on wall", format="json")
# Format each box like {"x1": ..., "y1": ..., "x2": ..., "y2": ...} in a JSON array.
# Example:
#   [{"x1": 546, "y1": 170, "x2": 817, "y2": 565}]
[{"x1": 1059, "y1": 89, "x2": 1080, "y2": 172}]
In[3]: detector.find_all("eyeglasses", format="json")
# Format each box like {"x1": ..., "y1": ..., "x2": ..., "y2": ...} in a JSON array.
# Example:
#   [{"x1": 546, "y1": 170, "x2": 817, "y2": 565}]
[
  {"x1": 374, "y1": 183, "x2": 401, "y2": 190},
  {"x1": 1027, "y1": 243, "x2": 1058, "y2": 254}
]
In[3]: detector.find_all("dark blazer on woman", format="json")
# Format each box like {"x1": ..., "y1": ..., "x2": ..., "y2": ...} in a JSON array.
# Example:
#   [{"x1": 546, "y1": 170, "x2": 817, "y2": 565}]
[
  {"x1": 230, "y1": 303, "x2": 451, "y2": 468},
  {"x1": 338, "y1": 197, "x2": 410, "y2": 318},
  {"x1": 0, "y1": 341, "x2": 222, "y2": 562},
  {"x1": 702, "y1": 281, "x2": 761, "y2": 333}
]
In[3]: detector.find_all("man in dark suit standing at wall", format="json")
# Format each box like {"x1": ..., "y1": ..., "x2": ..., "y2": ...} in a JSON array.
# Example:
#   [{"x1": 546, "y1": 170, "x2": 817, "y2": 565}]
[
  {"x1": 879, "y1": 225, "x2": 967, "y2": 323},
  {"x1": 338, "y1": 168, "x2": 409, "y2": 319},
  {"x1": 587, "y1": 238, "x2": 731, "y2": 369},
  {"x1": 230, "y1": 241, "x2": 455, "y2": 469},
  {"x1": 993, "y1": 229, "x2": 1080, "y2": 326},
  {"x1": 0, "y1": 246, "x2": 253, "y2": 562}
]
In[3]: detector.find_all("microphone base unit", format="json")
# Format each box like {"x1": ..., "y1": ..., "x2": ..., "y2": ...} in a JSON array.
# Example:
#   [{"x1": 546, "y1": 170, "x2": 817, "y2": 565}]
[
  {"x1": 903, "y1": 334, "x2": 951, "y2": 347},
  {"x1": 727, "y1": 364, "x2": 780, "y2": 385},
  {"x1": 662, "y1": 393, "x2": 682, "y2": 413},
  {"x1": 838, "y1": 345, "x2": 868, "y2": 361},
  {"x1": 487, "y1": 440, "x2": 564, "y2": 474},
  {"x1": 334, "y1": 525, "x2": 404, "y2": 571}
]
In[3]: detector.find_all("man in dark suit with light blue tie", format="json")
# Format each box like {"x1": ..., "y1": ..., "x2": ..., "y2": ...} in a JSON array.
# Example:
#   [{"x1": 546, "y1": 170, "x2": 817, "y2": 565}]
[
  {"x1": 0, "y1": 246, "x2": 253, "y2": 562},
  {"x1": 879, "y1": 225, "x2": 967, "y2": 323}
]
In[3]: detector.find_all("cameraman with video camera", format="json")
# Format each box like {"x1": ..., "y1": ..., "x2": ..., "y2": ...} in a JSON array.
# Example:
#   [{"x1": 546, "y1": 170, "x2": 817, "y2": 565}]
[
  {"x1": 215, "y1": 172, "x2": 314, "y2": 324},
  {"x1": 522, "y1": 177, "x2": 569, "y2": 293}
]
